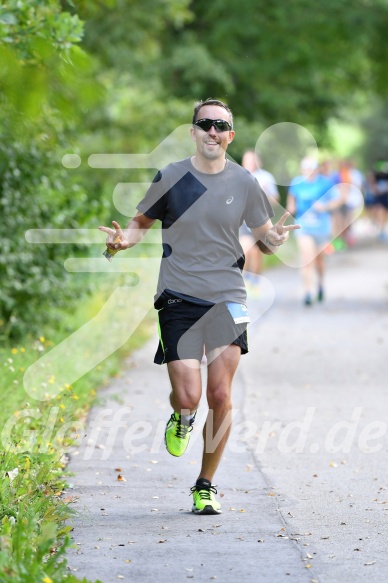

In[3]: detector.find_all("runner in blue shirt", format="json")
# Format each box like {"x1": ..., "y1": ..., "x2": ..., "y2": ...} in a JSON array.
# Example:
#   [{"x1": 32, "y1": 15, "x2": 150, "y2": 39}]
[{"x1": 287, "y1": 157, "x2": 341, "y2": 305}]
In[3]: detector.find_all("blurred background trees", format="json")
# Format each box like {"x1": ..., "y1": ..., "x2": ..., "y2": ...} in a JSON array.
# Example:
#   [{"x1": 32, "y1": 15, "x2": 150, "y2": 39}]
[
  {"x1": 1, "y1": 0, "x2": 388, "y2": 339},
  {"x1": 0, "y1": 0, "x2": 104, "y2": 338}
]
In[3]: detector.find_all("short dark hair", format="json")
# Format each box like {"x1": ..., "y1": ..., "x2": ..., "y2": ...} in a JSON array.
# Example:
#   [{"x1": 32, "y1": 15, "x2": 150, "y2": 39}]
[{"x1": 192, "y1": 98, "x2": 234, "y2": 128}]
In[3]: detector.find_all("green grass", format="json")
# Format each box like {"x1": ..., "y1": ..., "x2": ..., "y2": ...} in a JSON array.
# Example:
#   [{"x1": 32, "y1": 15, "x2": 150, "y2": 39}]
[{"x1": 0, "y1": 273, "x2": 156, "y2": 583}]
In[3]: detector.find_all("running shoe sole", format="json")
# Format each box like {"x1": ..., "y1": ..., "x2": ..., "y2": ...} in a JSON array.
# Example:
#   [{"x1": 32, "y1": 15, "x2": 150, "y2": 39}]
[{"x1": 192, "y1": 504, "x2": 222, "y2": 515}]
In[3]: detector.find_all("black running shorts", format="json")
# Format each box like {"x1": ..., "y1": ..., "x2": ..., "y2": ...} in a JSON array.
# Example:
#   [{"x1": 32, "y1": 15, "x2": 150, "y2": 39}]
[{"x1": 154, "y1": 294, "x2": 249, "y2": 364}]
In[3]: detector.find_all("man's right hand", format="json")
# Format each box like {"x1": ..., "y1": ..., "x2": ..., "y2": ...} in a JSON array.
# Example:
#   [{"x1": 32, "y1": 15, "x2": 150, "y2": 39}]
[{"x1": 98, "y1": 220, "x2": 129, "y2": 251}]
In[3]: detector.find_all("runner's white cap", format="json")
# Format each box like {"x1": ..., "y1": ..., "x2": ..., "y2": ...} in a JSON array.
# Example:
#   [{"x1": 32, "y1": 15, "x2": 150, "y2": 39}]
[{"x1": 301, "y1": 157, "x2": 318, "y2": 171}]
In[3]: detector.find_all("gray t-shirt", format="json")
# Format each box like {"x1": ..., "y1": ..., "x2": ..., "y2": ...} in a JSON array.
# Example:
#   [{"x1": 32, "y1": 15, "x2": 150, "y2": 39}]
[{"x1": 136, "y1": 157, "x2": 274, "y2": 305}]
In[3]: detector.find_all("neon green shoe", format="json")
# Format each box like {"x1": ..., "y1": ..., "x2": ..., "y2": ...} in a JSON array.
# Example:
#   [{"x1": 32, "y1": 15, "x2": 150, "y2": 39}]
[
  {"x1": 164, "y1": 412, "x2": 195, "y2": 457},
  {"x1": 191, "y1": 478, "x2": 222, "y2": 515}
]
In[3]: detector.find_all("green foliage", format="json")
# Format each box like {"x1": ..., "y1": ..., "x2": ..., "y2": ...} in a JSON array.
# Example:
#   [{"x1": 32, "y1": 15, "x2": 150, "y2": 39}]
[
  {"x1": 357, "y1": 98, "x2": 388, "y2": 167},
  {"x1": 0, "y1": 432, "x2": 99, "y2": 582},
  {"x1": 0, "y1": 0, "x2": 95, "y2": 122},
  {"x1": 0, "y1": 395, "x2": 88, "y2": 581},
  {"x1": 0, "y1": 136, "x2": 93, "y2": 340},
  {"x1": 0, "y1": 1, "x2": 103, "y2": 340},
  {"x1": 162, "y1": 0, "x2": 388, "y2": 127},
  {"x1": 0, "y1": 454, "x2": 71, "y2": 582},
  {"x1": 76, "y1": 0, "x2": 192, "y2": 72},
  {"x1": 0, "y1": 0, "x2": 84, "y2": 56}
]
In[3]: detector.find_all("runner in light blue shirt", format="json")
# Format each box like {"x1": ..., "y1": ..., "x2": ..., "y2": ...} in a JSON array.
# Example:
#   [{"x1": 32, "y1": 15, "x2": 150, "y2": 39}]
[{"x1": 287, "y1": 158, "x2": 341, "y2": 305}]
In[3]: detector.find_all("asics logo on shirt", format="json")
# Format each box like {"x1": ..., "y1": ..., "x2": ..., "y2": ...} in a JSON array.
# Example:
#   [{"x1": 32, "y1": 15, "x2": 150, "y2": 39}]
[{"x1": 226, "y1": 196, "x2": 234, "y2": 204}]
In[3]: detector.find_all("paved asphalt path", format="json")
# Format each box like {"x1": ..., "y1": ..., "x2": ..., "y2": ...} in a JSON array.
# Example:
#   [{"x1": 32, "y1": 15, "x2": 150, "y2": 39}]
[{"x1": 66, "y1": 242, "x2": 388, "y2": 583}]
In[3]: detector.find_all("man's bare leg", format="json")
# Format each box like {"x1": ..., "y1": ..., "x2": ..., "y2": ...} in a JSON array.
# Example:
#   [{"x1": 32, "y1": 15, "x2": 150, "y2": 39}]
[
  {"x1": 167, "y1": 359, "x2": 202, "y2": 413},
  {"x1": 197, "y1": 344, "x2": 241, "y2": 483},
  {"x1": 164, "y1": 359, "x2": 202, "y2": 457}
]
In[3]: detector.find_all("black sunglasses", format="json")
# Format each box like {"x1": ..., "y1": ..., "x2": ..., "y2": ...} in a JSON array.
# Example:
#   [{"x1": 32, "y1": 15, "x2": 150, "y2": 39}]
[{"x1": 194, "y1": 118, "x2": 232, "y2": 132}]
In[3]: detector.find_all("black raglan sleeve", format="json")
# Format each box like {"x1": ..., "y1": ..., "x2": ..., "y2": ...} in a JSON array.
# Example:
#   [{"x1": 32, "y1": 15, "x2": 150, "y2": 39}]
[{"x1": 136, "y1": 170, "x2": 168, "y2": 220}]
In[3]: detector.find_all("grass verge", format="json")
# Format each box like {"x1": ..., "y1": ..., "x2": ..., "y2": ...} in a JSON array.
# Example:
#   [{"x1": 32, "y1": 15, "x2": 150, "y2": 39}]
[{"x1": 0, "y1": 271, "x2": 156, "y2": 583}]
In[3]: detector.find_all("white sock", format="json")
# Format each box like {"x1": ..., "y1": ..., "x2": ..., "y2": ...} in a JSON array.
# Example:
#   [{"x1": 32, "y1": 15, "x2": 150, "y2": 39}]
[{"x1": 181, "y1": 411, "x2": 196, "y2": 423}]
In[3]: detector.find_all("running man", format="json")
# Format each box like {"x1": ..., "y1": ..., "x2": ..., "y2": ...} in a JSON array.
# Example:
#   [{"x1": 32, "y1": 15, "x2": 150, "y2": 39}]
[{"x1": 99, "y1": 98, "x2": 300, "y2": 514}]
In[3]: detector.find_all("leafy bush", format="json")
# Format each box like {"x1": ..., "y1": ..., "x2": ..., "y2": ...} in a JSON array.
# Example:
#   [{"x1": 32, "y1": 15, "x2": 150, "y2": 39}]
[
  {"x1": 0, "y1": 2, "x2": 103, "y2": 340},
  {"x1": 0, "y1": 136, "x2": 90, "y2": 340}
]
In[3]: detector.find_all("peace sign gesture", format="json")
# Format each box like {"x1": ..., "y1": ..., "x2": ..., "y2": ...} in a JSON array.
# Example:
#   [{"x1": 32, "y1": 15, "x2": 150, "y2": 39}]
[
  {"x1": 264, "y1": 211, "x2": 301, "y2": 246},
  {"x1": 98, "y1": 220, "x2": 129, "y2": 251}
]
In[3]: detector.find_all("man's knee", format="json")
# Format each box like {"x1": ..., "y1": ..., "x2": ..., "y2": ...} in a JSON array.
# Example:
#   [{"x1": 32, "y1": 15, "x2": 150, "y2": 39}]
[
  {"x1": 207, "y1": 385, "x2": 232, "y2": 410},
  {"x1": 171, "y1": 389, "x2": 200, "y2": 412},
  {"x1": 167, "y1": 360, "x2": 201, "y2": 412}
]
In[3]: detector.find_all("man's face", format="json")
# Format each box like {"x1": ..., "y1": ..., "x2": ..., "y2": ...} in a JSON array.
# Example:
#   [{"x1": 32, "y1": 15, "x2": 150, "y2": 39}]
[{"x1": 190, "y1": 105, "x2": 235, "y2": 161}]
